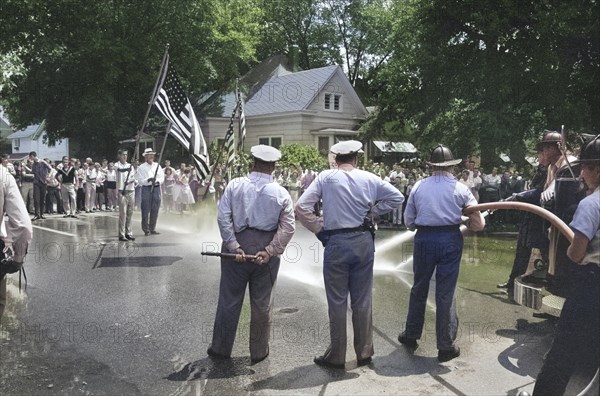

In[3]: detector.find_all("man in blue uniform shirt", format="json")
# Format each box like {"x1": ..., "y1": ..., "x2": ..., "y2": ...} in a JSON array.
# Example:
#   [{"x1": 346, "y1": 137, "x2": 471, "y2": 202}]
[
  {"x1": 208, "y1": 145, "x2": 295, "y2": 364},
  {"x1": 296, "y1": 140, "x2": 404, "y2": 369},
  {"x1": 398, "y1": 145, "x2": 484, "y2": 362}
]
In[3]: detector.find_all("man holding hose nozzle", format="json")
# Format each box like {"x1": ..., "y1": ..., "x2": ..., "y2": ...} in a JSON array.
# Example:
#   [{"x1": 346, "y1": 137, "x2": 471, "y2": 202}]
[
  {"x1": 207, "y1": 145, "x2": 295, "y2": 365},
  {"x1": 398, "y1": 145, "x2": 484, "y2": 363},
  {"x1": 532, "y1": 135, "x2": 600, "y2": 396},
  {"x1": 496, "y1": 160, "x2": 549, "y2": 298}
]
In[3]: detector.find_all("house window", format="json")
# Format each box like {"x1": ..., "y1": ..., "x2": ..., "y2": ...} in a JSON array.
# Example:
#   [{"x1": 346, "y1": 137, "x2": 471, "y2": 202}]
[
  {"x1": 258, "y1": 136, "x2": 282, "y2": 149},
  {"x1": 324, "y1": 93, "x2": 342, "y2": 111},
  {"x1": 318, "y1": 136, "x2": 330, "y2": 155},
  {"x1": 13, "y1": 138, "x2": 20, "y2": 151}
]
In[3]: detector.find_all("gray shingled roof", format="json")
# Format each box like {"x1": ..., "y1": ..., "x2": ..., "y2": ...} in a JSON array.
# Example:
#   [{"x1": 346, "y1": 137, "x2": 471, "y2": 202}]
[
  {"x1": 7, "y1": 124, "x2": 41, "y2": 139},
  {"x1": 245, "y1": 65, "x2": 339, "y2": 116},
  {"x1": 197, "y1": 55, "x2": 294, "y2": 118}
]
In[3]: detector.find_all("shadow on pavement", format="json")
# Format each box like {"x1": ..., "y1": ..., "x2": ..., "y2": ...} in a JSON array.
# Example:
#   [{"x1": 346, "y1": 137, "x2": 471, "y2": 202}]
[
  {"x1": 97, "y1": 256, "x2": 182, "y2": 268},
  {"x1": 494, "y1": 318, "x2": 553, "y2": 379},
  {"x1": 248, "y1": 363, "x2": 359, "y2": 391},
  {"x1": 461, "y1": 286, "x2": 520, "y2": 306},
  {"x1": 372, "y1": 348, "x2": 451, "y2": 378},
  {"x1": 165, "y1": 357, "x2": 254, "y2": 381}
]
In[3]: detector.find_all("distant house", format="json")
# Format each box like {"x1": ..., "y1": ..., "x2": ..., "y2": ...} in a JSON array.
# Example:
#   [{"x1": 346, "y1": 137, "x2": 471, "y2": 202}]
[
  {"x1": 0, "y1": 113, "x2": 11, "y2": 140},
  {"x1": 199, "y1": 59, "x2": 369, "y2": 156},
  {"x1": 6, "y1": 121, "x2": 69, "y2": 162}
]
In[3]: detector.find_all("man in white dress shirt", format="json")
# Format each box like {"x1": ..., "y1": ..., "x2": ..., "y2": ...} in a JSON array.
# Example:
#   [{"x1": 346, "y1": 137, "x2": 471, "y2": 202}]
[
  {"x1": 0, "y1": 165, "x2": 33, "y2": 317},
  {"x1": 207, "y1": 145, "x2": 295, "y2": 365},
  {"x1": 136, "y1": 148, "x2": 164, "y2": 236},
  {"x1": 116, "y1": 149, "x2": 136, "y2": 241}
]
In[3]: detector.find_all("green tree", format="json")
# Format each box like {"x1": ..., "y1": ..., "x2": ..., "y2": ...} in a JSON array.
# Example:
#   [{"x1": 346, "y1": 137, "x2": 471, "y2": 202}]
[
  {"x1": 0, "y1": 0, "x2": 262, "y2": 158},
  {"x1": 279, "y1": 143, "x2": 328, "y2": 171},
  {"x1": 256, "y1": 0, "x2": 340, "y2": 70},
  {"x1": 322, "y1": 0, "x2": 394, "y2": 89},
  {"x1": 370, "y1": 0, "x2": 599, "y2": 168}
]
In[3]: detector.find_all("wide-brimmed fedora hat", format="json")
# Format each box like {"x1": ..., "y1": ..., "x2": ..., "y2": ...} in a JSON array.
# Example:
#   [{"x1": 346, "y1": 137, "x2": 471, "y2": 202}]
[
  {"x1": 142, "y1": 148, "x2": 157, "y2": 156},
  {"x1": 427, "y1": 144, "x2": 462, "y2": 167}
]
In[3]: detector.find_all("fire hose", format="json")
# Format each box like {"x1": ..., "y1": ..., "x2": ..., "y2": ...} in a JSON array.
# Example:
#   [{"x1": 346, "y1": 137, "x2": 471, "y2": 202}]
[{"x1": 464, "y1": 201, "x2": 574, "y2": 243}]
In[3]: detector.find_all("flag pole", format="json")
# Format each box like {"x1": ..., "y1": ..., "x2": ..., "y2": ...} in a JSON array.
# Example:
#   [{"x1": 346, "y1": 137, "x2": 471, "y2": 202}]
[
  {"x1": 133, "y1": 44, "x2": 170, "y2": 161},
  {"x1": 150, "y1": 121, "x2": 171, "y2": 196},
  {"x1": 201, "y1": 99, "x2": 239, "y2": 201},
  {"x1": 156, "y1": 122, "x2": 170, "y2": 169},
  {"x1": 201, "y1": 133, "x2": 227, "y2": 201}
]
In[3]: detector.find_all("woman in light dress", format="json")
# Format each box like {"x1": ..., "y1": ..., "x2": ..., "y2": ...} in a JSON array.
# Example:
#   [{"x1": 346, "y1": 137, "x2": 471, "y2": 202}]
[{"x1": 174, "y1": 168, "x2": 195, "y2": 213}]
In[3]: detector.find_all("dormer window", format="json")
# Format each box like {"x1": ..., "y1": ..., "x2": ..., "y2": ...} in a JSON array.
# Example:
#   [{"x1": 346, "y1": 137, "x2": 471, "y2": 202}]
[{"x1": 324, "y1": 93, "x2": 342, "y2": 111}]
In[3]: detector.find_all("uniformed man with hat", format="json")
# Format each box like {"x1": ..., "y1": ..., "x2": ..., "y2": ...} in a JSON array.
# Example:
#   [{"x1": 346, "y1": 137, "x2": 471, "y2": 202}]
[
  {"x1": 398, "y1": 144, "x2": 484, "y2": 362},
  {"x1": 295, "y1": 140, "x2": 404, "y2": 369},
  {"x1": 207, "y1": 144, "x2": 295, "y2": 364},
  {"x1": 533, "y1": 129, "x2": 578, "y2": 294},
  {"x1": 136, "y1": 148, "x2": 164, "y2": 236},
  {"x1": 533, "y1": 135, "x2": 600, "y2": 396},
  {"x1": 536, "y1": 130, "x2": 574, "y2": 204}
]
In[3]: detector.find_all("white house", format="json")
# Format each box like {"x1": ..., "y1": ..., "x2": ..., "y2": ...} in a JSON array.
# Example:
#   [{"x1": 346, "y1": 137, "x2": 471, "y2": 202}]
[
  {"x1": 6, "y1": 121, "x2": 69, "y2": 161},
  {"x1": 200, "y1": 62, "x2": 369, "y2": 156}
]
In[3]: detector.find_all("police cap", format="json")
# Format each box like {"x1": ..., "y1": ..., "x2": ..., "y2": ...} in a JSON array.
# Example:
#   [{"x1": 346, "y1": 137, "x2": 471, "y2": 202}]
[{"x1": 250, "y1": 145, "x2": 281, "y2": 162}]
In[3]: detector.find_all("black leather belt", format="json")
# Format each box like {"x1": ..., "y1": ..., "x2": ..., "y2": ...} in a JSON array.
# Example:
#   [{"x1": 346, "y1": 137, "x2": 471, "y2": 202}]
[
  {"x1": 320, "y1": 226, "x2": 367, "y2": 237},
  {"x1": 416, "y1": 225, "x2": 460, "y2": 231},
  {"x1": 244, "y1": 226, "x2": 277, "y2": 233}
]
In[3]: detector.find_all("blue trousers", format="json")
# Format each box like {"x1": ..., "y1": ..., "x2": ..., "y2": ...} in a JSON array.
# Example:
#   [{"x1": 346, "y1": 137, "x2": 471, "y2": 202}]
[
  {"x1": 321, "y1": 231, "x2": 375, "y2": 364},
  {"x1": 140, "y1": 185, "x2": 161, "y2": 233},
  {"x1": 405, "y1": 226, "x2": 463, "y2": 351}
]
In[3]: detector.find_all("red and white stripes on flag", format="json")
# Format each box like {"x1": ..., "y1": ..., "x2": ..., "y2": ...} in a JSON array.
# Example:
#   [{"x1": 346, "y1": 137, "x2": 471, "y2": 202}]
[
  {"x1": 237, "y1": 92, "x2": 246, "y2": 152},
  {"x1": 225, "y1": 101, "x2": 240, "y2": 168},
  {"x1": 153, "y1": 55, "x2": 210, "y2": 179}
]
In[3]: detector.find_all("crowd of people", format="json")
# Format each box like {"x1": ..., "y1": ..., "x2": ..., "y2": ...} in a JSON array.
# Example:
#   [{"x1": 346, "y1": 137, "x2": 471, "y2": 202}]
[{"x1": 3, "y1": 151, "x2": 210, "y2": 221}]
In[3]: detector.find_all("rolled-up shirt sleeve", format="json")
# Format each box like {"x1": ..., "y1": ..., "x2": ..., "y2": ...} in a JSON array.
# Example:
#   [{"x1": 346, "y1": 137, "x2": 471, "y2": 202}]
[
  {"x1": 295, "y1": 178, "x2": 323, "y2": 234},
  {"x1": 217, "y1": 184, "x2": 240, "y2": 252},
  {"x1": 464, "y1": 190, "x2": 485, "y2": 232},
  {"x1": 372, "y1": 179, "x2": 404, "y2": 216},
  {"x1": 266, "y1": 195, "x2": 295, "y2": 256}
]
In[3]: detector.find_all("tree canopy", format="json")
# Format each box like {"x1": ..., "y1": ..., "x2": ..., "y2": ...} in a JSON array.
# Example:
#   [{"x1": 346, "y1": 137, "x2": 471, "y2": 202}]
[
  {"x1": 0, "y1": 0, "x2": 261, "y2": 157},
  {"x1": 371, "y1": 0, "x2": 599, "y2": 168},
  {"x1": 1, "y1": 0, "x2": 597, "y2": 165}
]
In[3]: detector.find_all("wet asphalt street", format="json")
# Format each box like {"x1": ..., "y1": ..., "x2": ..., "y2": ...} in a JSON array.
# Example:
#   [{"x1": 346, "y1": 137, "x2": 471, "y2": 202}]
[{"x1": 0, "y1": 207, "x2": 594, "y2": 395}]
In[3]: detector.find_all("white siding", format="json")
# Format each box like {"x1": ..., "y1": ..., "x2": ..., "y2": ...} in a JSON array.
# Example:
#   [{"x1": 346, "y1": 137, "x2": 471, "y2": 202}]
[{"x1": 11, "y1": 134, "x2": 69, "y2": 162}]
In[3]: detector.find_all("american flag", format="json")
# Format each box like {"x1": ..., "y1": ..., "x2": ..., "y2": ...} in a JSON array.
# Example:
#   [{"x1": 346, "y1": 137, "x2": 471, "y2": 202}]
[
  {"x1": 153, "y1": 57, "x2": 210, "y2": 179},
  {"x1": 237, "y1": 92, "x2": 246, "y2": 152},
  {"x1": 224, "y1": 101, "x2": 240, "y2": 168}
]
